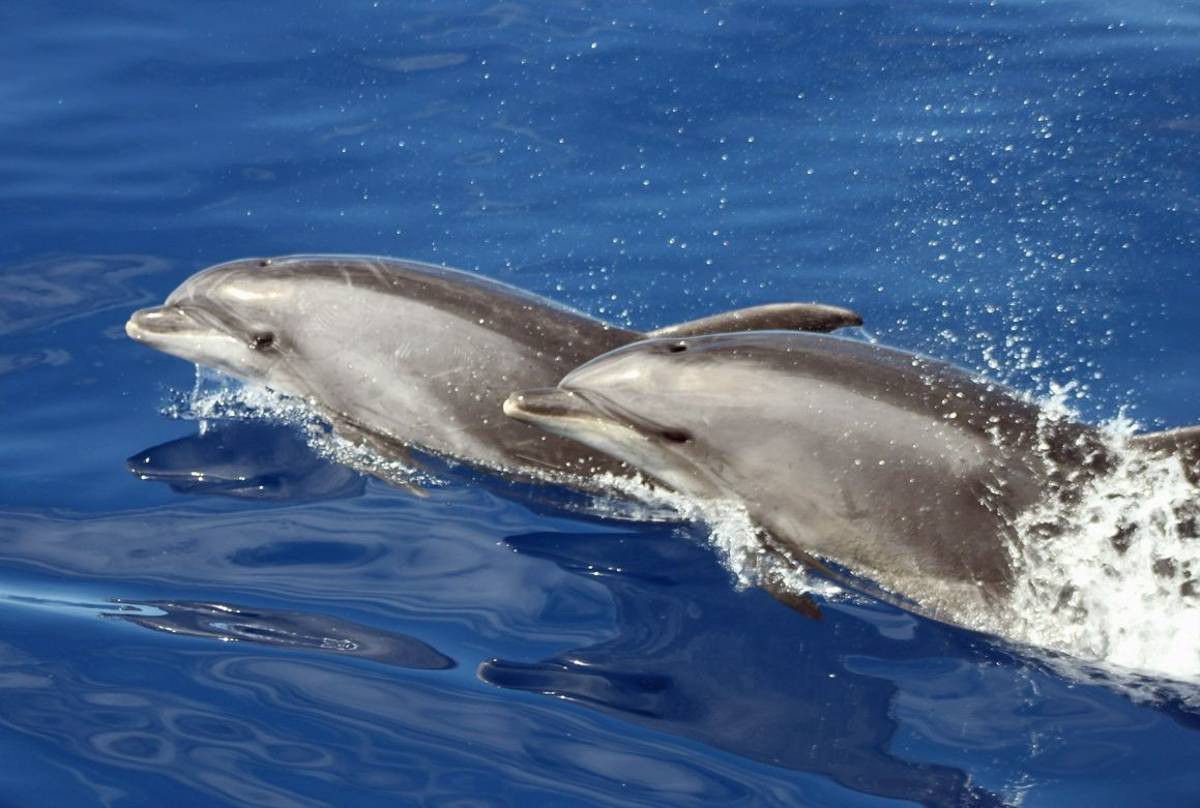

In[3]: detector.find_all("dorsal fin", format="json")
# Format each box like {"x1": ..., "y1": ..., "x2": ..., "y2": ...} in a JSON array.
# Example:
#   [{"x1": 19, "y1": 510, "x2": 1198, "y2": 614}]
[
  {"x1": 647, "y1": 302, "x2": 862, "y2": 339},
  {"x1": 1130, "y1": 426, "x2": 1200, "y2": 484}
]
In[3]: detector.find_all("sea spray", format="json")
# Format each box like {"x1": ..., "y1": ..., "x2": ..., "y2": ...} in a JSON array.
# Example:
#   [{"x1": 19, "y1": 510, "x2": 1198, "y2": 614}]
[
  {"x1": 165, "y1": 365, "x2": 437, "y2": 489},
  {"x1": 598, "y1": 472, "x2": 845, "y2": 600},
  {"x1": 1008, "y1": 411, "x2": 1200, "y2": 681},
  {"x1": 604, "y1": 386, "x2": 1200, "y2": 682}
]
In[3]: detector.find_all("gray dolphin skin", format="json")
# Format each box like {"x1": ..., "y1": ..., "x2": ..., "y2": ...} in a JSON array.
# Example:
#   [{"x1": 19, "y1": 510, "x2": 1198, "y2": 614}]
[
  {"x1": 503, "y1": 331, "x2": 1200, "y2": 626},
  {"x1": 126, "y1": 255, "x2": 862, "y2": 484}
]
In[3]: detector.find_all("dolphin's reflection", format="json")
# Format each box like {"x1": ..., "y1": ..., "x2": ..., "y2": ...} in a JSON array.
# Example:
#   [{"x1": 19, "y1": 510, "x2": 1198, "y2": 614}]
[
  {"x1": 126, "y1": 421, "x2": 365, "y2": 501},
  {"x1": 126, "y1": 413, "x2": 681, "y2": 525},
  {"x1": 107, "y1": 600, "x2": 454, "y2": 670},
  {"x1": 480, "y1": 529, "x2": 1007, "y2": 808}
]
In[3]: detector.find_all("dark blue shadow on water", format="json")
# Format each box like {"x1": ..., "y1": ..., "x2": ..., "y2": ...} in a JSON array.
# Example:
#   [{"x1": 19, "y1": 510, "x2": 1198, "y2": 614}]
[
  {"x1": 106, "y1": 599, "x2": 455, "y2": 670},
  {"x1": 481, "y1": 529, "x2": 1006, "y2": 808},
  {"x1": 126, "y1": 421, "x2": 366, "y2": 502}
]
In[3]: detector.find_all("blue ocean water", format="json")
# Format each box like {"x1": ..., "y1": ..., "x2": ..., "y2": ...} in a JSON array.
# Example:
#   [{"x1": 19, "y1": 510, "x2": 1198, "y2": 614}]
[{"x1": 2, "y1": 1, "x2": 1199, "y2": 805}]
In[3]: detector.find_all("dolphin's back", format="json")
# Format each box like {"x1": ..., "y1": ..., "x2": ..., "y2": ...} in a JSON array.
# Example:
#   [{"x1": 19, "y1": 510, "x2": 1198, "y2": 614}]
[
  {"x1": 205, "y1": 255, "x2": 640, "y2": 359},
  {"x1": 694, "y1": 332, "x2": 1039, "y2": 438}
]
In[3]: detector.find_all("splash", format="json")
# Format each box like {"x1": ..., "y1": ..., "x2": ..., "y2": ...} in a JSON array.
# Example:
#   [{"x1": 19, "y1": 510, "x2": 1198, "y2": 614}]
[
  {"x1": 163, "y1": 366, "x2": 437, "y2": 489},
  {"x1": 600, "y1": 387, "x2": 1200, "y2": 683},
  {"x1": 597, "y1": 472, "x2": 844, "y2": 600},
  {"x1": 1007, "y1": 407, "x2": 1200, "y2": 682}
]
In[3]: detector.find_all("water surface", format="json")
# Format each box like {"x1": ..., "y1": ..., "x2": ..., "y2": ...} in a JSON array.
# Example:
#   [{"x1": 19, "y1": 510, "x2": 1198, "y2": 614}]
[{"x1": 2, "y1": 1, "x2": 1199, "y2": 805}]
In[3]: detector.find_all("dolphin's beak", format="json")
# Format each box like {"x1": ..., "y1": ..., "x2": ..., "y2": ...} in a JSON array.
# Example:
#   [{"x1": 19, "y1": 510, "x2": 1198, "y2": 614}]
[
  {"x1": 126, "y1": 304, "x2": 232, "y2": 348},
  {"x1": 126, "y1": 305, "x2": 191, "y2": 343},
  {"x1": 502, "y1": 388, "x2": 598, "y2": 425}
]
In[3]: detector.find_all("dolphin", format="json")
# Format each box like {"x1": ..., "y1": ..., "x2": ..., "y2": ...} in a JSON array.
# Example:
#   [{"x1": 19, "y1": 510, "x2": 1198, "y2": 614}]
[
  {"x1": 126, "y1": 255, "x2": 862, "y2": 485},
  {"x1": 503, "y1": 331, "x2": 1200, "y2": 627}
]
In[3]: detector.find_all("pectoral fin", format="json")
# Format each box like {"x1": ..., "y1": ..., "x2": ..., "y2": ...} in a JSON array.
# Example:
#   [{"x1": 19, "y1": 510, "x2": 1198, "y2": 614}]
[
  {"x1": 761, "y1": 579, "x2": 824, "y2": 620},
  {"x1": 331, "y1": 418, "x2": 430, "y2": 496},
  {"x1": 648, "y1": 302, "x2": 863, "y2": 338},
  {"x1": 755, "y1": 530, "x2": 847, "y2": 620}
]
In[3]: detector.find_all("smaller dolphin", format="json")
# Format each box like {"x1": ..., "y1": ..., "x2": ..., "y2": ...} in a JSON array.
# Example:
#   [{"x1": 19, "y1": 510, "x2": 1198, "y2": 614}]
[
  {"x1": 503, "y1": 331, "x2": 1200, "y2": 627},
  {"x1": 126, "y1": 255, "x2": 861, "y2": 486}
]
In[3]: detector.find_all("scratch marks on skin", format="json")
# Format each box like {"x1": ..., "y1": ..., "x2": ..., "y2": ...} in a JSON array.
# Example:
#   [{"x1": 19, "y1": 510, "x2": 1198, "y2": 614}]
[
  {"x1": 392, "y1": 341, "x2": 416, "y2": 362},
  {"x1": 367, "y1": 258, "x2": 390, "y2": 291}
]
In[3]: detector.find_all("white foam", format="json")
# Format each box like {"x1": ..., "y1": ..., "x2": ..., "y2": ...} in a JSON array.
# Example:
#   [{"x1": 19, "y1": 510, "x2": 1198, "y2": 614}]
[
  {"x1": 1007, "y1": 408, "x2": 1200, "y2": 682},
  {"x1": 164, "y1": 366, "x2": 436, "y2": 489},
  {"x1": 598, "y1": 393, "x2": 1200, "y2": 683},
  {"x1": 596, "y1": 472, "x2": 844, "y2": 600},
  {"x1": 877, "y1": 333, "x2": 1200, "y2": 683}
]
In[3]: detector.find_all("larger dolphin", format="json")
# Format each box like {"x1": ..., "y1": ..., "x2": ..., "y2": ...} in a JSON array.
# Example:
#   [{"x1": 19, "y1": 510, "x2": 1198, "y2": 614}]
[
  {"x1": 503, "y1": 331, "x2": 1200, "y2": 627},
  {"x1": 126, "y1": 255, "x2": 861, "y2": 484}
]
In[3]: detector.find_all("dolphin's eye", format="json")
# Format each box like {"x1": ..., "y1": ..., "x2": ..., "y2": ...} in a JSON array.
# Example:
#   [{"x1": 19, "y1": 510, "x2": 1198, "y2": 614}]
[
  {"x1": 250, "y1": 332, "x2": 275, "y2": 351},
  {"x1": 660, "y1": 428, "x2": 692, "y2": 444},
  {"x1": 668, "y1": 342, "x2": 688, "y2": 353},
  {"x1": 258, "y1": 259, "x2": 273, "y2": 268}
]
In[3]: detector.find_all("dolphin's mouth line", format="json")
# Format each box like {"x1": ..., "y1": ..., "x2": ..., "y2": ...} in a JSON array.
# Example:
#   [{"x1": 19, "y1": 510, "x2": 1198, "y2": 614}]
[
  {"x1": 127, "y1": 303, "x2": 243, "y2": 342},
  {"x1": 504, "y1": 386, "x2": 734, "y2": 499},
  {"x1": 505, "y1": 386, "x2": 696, "y2": 450},
  {"x1": 562, "y1": 387, "x2": 701, "y2": 445},
  {"x1": 504, "y1": 387, "x2": 649, "y2": 434}
]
